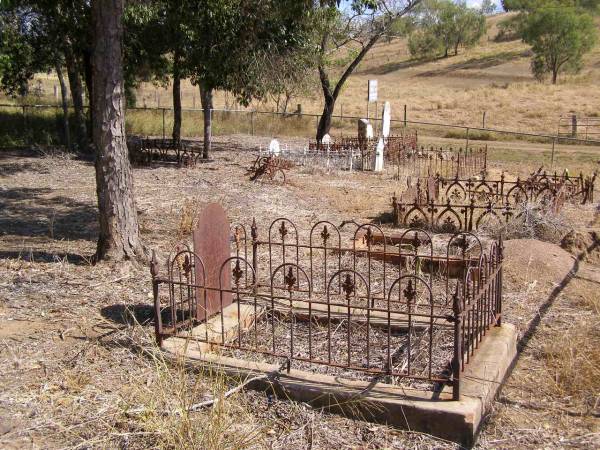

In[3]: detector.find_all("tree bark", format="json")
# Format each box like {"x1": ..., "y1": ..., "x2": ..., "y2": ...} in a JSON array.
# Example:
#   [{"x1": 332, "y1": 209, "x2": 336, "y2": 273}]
[
  {"x1": 316, "y1": 29, "x2": 383, "y2": 140},
  {"x1": 552, "y1": 69, "x2": 558, "y2": 84},
  {"x1": 55, "y1": 62, "x2": 72, "y2": 152},
  {"x1": 199, "y1": 82, "x2": 213, "y2": 159},
  {"x1": 64, "y1": 45, "x2": 88, "y2": 152},
  {"x1": 172, "y1": 50, "x2": 182, "y2": 142},
  {"x1": 92, "y1": 0, "x2": 146, "y2": 262}
]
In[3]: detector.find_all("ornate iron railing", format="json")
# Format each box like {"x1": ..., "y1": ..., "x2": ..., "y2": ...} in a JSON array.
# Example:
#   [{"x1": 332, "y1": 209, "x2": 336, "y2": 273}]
[{"x1": 151, "y1": 219, "x2": 503, "y2": 399}]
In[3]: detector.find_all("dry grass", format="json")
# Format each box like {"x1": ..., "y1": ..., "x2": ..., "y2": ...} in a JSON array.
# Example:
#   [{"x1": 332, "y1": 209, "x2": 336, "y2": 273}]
[{"x1": 1, "y1": 137, "x2": 599, "y2": 449}]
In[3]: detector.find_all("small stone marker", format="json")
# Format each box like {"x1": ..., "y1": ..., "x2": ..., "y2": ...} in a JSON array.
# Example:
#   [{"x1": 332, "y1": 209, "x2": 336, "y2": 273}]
[
  {"x1": 322, "y1": 133, "x2": 331, "y2": 146},
  {"x1": 374, "y1": 138, "x2": 384, "y2": 172},
  {"x1": 366, "y1": 123, "x2": 374, "y2": 139},
  {"x1": 381, "y1": 101, "x2": 391, "y2": 138},
  {"x1": 193, "y1": 203, "x2": 232, "y2": 321},
  {"x1": 269, "y1": 139, "x2": 280, "y2": 155},
  {"x1": 358, "y1": 119, "x2": 369, "y2": 152}
]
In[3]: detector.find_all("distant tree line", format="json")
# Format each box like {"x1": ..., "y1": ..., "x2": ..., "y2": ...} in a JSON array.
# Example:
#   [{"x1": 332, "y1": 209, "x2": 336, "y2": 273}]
[
  {"x1": 407, "y1": 0, "x2": 488, "y2": 59},
  {"x1": 500, "y1": 0, "x2": 598, "y2": 83}
]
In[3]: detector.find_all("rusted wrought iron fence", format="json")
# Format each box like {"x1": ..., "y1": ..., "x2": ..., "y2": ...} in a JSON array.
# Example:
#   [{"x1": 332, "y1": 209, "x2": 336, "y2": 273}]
[
  {"x1": 394, "y1": 145, "x2": 487, "y2": 179},
  {"x1": 127, "y1": 137, "x2": 204, "y2": 166},
  {"x1": 151, "y1": 218, "x2": 503, "y2": 399},
  {"x1": 391, "y1": 170, "x2": 595, "y2": 232},
  {"x1": 247, "y1": 155, "x2": 293, "y2": 183}
]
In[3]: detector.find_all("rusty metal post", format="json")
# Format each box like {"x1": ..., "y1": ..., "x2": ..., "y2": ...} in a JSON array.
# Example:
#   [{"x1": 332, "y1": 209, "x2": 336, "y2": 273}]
[
  {"x1": 251, "y1": 218, "x2": 258, "y2": 289},
  {"x1": 150, "y1": 250, "x2": 162, "y2": 346},
  {"x1": 392, "y1": 194, "x2": 399, "y2": 226},
  {"x1": 571, "y1": 114, "x2": 577, "y2": 138},
  {"x1": 496, "y1": 237, "x2": 503, "y2": 326},
  {"x1": 452, "y1": 285, "x2": 463, "y2": 401}
]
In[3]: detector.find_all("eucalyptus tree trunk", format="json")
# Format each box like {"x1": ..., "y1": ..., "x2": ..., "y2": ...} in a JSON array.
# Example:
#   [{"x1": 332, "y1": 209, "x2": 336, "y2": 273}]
[
  {"x1": 92, "y1": 0, "x2": 146, "y2": 262},
  {"x1": 199, "y1": 82, "x2": 213, "y2": 159},
  {"x1": 55, "y1": 63, "x2": 72, "y2": 151},
  {"x1": 64, "y1": 45, "x2": 88, "y2": 152},
  {"x1": 172, "y1": 50, "x2": 182, "y2": 142}
]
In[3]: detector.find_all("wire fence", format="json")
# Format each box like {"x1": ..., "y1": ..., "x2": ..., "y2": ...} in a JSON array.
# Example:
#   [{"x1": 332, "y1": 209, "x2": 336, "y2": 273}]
[{"x1": 1, "y1": 103, "x2": 599, "y2": 174}]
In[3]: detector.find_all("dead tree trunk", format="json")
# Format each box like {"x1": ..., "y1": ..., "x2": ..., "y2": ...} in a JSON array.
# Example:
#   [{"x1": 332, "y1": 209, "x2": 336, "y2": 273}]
[
  {"x1": 92, "y1": 0, "x2": 146, "y2": 262},
  {"x1": 172, "y1": 50, "x2": 182, "y2": 142},
  {"x1": 55, "y1": 62, "x2": 72, "y2": 151},
  {"x1": 64, "y1": 45, "x2": 88, "y2": 152},
  {"x1": 199, "y1": 82, "x2": 213, "y2": 159}
]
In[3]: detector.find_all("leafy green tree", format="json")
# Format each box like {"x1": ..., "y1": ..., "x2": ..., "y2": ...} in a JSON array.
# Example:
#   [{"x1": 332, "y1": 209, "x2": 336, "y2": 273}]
[
  {"x1": 522, "y1": 6, "x2": 597, "y2": 83},
  {"x1": 408, "y1": 0, "x2": 486, "y2": 58},
  {"x1": 314, "y1": 0, "x2": 421, "y2": 140},
  {"x1": 0, "y1": 0, "x2": 92, "y2": 151},
  {"x1": 181, "y1": 0, "x2": 314, "y2": 157}
]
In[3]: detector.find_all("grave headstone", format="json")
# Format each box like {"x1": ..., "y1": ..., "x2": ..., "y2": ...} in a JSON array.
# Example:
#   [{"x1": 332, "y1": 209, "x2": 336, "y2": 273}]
[
  {"x1": 193, "y1": 203, "x2": 232, "y2": 321},
  {"x1": 374, "y1": 138, "x2": 384, "y2": 172},
  {"x1": 269, "y1": 139, "x2": 280, "y2": 155},
  {"x1": 358, "y1": 119, "x2": 369, "y2": 152},
  {"x1": 322, "y1": 133, "x2": 331, "y2": 146},
  {"x1": 366, "y1": 123, "x2": 374, "y2": 139},
  {"x1": 382, "y1": 101, "x2": 391, "y2": 138}
]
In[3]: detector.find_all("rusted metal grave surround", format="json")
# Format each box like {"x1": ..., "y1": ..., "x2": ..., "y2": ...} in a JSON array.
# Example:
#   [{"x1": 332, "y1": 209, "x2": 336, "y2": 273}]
[
  {"x1": 394, "y1": 144, "x2": 487, "y2": 179},
  {"x1": 247, "y1": 155, "x2": 292, "y2": 183},
  {"x1": 391, "y1": 170, "x2": 596, "y2": 232},
  {"x1": 129, "y1": 137, "x2": 203, "y2": 166},
  {"x1": 151, "y1": 207, "x2": 504, "y2": 405}
]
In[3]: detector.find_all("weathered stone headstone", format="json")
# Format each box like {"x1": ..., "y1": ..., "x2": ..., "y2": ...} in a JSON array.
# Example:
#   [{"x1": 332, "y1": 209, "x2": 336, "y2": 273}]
[
  {"x1": 374, "y1": 138, "x2": 384, "y2": 172},
  {"x1": 366, "y1": 123, "x2": 374, "y2": 139},
  {"x1": 381, "y1": 101, "x2": 391, "y2": 138},
  {"x1": 322, "y1": 133, "x2": 331, "y2": 146},
  {"x1": 358, "y1": 119, "x2": 369, "y2": 153},
  {"x1": 193, "y1": 203, "x2": 232, "y2": 321},
  {"x1": 269, "y1": 139, "x2": 280, "y2": 155}
]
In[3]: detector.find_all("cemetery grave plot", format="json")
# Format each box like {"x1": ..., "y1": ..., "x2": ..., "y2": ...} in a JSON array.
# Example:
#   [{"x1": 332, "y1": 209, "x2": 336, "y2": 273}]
[
  {"x1": 390, "y1": 169, "x2": 596, "y2": 233},
  {"x1": 152, "y1": 205, "x2": 505, "y2": 404},
  {"x1": 127, "y1": 136, "x2": 206, "y2": 166},
  {"x1": 247, "y1": 154, "x2": 293, "y2": 183}
]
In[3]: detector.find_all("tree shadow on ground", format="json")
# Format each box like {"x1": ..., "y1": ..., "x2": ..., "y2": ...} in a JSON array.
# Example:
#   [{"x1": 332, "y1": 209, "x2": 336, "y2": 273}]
[
  {"x1": 0, "y1": 250, "x2": 90, "y2": 265},
  {"x1": 0, "y1": 187, "x2": 98, "y2": 240},
  {"x1": 417, "y1": 50, "x2": 530, "y2": 78},
  {"x1": 101, "y1": 303, "x2": 156, "y2": 326},
  {"x1": 359, "y1": 56, "x2": 445, "y2": 76}
]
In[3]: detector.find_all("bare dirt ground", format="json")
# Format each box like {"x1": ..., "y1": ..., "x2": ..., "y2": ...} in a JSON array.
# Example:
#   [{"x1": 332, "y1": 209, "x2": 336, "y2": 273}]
[{"x1": 1, "y1": 138, "x2": 599, "y2": 449}]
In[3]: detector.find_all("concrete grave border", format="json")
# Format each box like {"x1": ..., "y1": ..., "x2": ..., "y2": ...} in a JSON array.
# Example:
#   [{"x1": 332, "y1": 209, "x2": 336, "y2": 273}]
[{"x1": 161, "y1": 303, "x2": 517, "y2": 447}]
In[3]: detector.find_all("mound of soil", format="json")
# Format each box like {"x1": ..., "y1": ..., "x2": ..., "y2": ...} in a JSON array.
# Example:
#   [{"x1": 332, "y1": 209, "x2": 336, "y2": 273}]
[
  {"x1": 503, "y1": 239, "x2": 574, "y2": 291},
  {"x1": 560, "y1": 230, "x2": 600, "y2": 264}
]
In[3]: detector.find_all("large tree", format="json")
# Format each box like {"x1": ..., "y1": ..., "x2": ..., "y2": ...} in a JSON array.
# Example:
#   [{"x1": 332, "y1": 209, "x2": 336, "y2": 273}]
[
  {"x1": 92, "y1": 0, "x2": 146, "y2": 261},
  {"x1": 314, "y1": 0, "x2": 420, "y2": 140},
  {"x1": 0, "y1": 0, "x2": 92, "y2": 151},
  {"x1": 522, "y1": 5, "x2": 597, "y2": 84},
  {"x1": 182, "y1": 0, "x2": 314, "y2": 157},
  {"x1": 408, "y1": 0, "x2": 486, "y2": 59}
]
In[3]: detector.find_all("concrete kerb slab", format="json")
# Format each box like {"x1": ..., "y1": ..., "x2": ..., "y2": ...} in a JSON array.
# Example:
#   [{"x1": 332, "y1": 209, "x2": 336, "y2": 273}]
[{"x1": 161, "y1": 311, "x2": 517, "y2": 447}]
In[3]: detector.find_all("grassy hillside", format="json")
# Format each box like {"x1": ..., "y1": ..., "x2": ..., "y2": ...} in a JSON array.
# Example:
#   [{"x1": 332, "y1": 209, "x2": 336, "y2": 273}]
[{"x1": 4, "y1": 13, "x2": 600, "y2": 137}]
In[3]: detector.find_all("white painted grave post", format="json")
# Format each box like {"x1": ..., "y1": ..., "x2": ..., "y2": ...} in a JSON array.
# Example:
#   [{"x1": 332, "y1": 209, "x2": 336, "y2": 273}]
[
  {"x1": 374, "y1": 138, "x2": 384, "y2": 172},
  {"x1": 269, "y1": 139, "x2": 280, "y2": 155}
]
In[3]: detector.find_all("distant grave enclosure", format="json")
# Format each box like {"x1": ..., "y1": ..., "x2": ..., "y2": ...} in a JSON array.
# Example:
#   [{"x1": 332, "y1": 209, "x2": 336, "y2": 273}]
[
  {"x1": 128, "y1": 137, "x2": 205, "y2": 166},
  {"x1": 390, "y1": 170, "x2": 595, "y2": 232},
  {"x1": 394, "y1": 144, "x2": 488, "y2": 179},
  {"x1": 247, "y1": 155, "x2": 293, "y2": 183}
]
